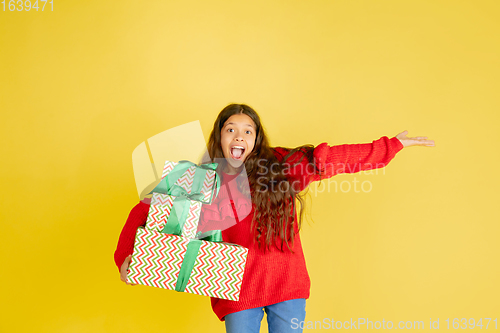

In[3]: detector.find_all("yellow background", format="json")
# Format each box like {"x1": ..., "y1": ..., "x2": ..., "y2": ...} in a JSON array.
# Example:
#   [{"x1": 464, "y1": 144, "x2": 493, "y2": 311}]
[{"x1": 1, "y1": 0, "x2": 499, "y2": 332}]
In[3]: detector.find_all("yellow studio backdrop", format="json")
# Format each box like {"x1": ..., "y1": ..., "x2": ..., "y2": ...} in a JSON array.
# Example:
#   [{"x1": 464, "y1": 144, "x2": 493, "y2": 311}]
[{"x1": 1, "y1": 0, "x2": 499, "y2": 332}]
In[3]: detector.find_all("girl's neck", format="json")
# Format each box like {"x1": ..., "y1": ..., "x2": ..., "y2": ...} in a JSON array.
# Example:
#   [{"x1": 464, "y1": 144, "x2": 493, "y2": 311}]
[{"x1": 223, "y1": 161, "x2": 243, "y2": 175}]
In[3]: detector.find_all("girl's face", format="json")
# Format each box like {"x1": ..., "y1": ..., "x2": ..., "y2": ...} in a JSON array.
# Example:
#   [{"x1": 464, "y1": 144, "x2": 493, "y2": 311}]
[{"x1": 220, "y1": 113, "x2": 257, "y2": 171}]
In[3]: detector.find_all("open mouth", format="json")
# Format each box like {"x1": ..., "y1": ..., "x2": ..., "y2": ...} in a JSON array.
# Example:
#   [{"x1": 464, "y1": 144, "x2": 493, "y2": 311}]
[{"x1": 230, "y1": 146, "x2": 245, "y2": 160}]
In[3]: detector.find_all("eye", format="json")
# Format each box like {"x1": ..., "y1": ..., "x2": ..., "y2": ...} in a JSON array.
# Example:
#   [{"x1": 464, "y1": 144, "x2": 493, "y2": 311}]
[
  {"x1": 228, "y1": 128, "x2": 234, "y2": 133},
  {"x1": 245, "y1": 130, "x2": 252, "y2": 135}
]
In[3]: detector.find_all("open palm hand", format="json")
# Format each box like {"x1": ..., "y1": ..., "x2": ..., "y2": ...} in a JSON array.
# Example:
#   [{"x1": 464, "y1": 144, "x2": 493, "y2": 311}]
[{"x1": 396, "y1": 130, "x2": 435, "y2": 148}]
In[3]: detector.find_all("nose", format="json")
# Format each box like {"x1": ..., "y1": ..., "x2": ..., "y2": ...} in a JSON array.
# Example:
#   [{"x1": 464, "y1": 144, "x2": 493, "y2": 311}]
[{"x1": 234, "y1": 133, "x2": 244, "y2": 141}]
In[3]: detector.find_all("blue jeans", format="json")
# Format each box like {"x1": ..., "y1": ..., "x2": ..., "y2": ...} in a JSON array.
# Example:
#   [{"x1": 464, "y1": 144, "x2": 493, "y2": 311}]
[{"x1": 225, "y1": 298, "x2": 306, "y2": 333}]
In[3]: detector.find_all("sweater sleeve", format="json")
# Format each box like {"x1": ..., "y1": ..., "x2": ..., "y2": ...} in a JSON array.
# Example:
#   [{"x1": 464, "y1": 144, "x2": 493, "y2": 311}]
[
  {"x1": 113, "y1": 201, "x2": 150, "y2": 271},
  {"x1": 274, "y1": 136, "x2": 404, "y2": 192}
]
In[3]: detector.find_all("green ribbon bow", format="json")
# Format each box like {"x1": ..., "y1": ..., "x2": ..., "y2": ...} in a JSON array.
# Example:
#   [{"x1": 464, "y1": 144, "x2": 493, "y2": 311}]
[
  {"x1": 151, "y1": 160, "x2": 220, "y2": 203},
  {"x1": 160, "y1": 185, "x2": 203, "y2": 236}
]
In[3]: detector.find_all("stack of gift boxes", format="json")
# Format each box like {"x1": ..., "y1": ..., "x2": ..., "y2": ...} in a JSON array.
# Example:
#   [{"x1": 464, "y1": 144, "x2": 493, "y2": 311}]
[{"x1": 127, "y1": 160, "x2": 248, "y2": 301}]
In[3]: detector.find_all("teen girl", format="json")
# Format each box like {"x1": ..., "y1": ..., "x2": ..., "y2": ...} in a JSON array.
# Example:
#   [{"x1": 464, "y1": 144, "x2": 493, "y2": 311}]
[{"x1": 114, "y1": 103, "x2": 435, "y2": 333}]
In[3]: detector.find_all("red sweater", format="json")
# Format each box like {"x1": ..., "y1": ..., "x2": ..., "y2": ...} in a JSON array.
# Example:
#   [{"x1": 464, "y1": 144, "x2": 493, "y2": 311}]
[{"x1": 114, "y1": 136, "x2": 404, "y2": 321}]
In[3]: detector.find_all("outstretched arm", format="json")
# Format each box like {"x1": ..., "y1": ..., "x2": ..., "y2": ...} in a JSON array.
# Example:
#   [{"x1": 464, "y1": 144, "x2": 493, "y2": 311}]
[
  {"x1": 313, "y1": 131, "x2": 436, "y2": 178},
  {"x1": 275, "y1": 132, "x2": 435, "y2": 191},
  {"x1": 312, "y1": 136, "x2": 403, "y2": 179}
]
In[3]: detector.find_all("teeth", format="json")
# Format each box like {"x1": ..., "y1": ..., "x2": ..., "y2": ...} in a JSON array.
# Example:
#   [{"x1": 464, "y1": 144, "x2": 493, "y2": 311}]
[{"x1": 232, "y1": 146, "x2": 244, "y2": 149}]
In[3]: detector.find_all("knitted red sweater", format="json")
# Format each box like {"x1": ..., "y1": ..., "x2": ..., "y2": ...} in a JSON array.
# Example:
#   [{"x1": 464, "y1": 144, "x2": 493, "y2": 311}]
[{"x1": 114, "y1": 136, "x2": 404, "y2": 321}]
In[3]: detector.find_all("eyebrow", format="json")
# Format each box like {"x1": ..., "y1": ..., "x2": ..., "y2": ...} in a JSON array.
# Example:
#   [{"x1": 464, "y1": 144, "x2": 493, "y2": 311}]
[{"x1": 224, "y1": 122, "x2": 254, "y2": 128}]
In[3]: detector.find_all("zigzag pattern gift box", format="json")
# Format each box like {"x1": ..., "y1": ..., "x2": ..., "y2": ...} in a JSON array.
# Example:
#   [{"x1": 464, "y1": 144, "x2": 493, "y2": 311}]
[
  {"x1": 127, "y1": 227, "x2": 248, "y2": 301},
  {"x1": 152, "y1": 160, "x2": 219, "y2": 204},
  {"x1": 146, "y1": 192, "x2": 202, "y2": 239}
]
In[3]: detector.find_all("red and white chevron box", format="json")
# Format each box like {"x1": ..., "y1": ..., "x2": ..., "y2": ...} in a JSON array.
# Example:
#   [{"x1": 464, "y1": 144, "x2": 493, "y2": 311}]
[
  {"x1": 145, "y1": 192, "x2": 202, "y2": 239},
  {"x1": 161, "y1": 160, "x2": 218, "y2": 204},
  {"x1": 128, "y1": 227, "x2": 248, "y2": 301}
]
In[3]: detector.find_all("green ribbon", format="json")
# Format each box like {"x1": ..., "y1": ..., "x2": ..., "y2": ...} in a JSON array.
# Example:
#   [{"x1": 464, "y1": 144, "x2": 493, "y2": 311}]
[
  {"x1": 195, "y1": 230, "x2": 223, "y2": 242},
  {"x1": 175, "y1": 239, "x2": 202, "y2": 292},
  {"x1": 161, "y1": 189, "x2": 192, "y2": 236},
  {"x1": 173, "y1": 231, "x2": 223, "y2": 292},
  {"x1": 161, "y1": 184, "x2": 224, "y2": 236},
  {"x1": 151, "y1": 160, "x2": 220, "y2": 203}
]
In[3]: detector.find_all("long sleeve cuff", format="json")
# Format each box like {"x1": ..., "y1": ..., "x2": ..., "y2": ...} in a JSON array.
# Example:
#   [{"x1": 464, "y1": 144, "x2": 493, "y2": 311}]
[{"x1": 113, "y1": 201, "x2": 150, "y2": 271}]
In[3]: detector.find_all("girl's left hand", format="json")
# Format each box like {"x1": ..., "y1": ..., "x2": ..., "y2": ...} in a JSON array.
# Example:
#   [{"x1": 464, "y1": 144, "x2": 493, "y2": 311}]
[{"x1": 396, "y1": 130, "x2": 435, "y2": 148}]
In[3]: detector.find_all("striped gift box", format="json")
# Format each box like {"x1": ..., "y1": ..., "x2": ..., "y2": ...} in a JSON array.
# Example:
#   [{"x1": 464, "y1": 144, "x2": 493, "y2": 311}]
[
  {"x1": 128, "y1": 227, "x2": 248, "y2": 301},
  {"x1": 145, "y1": 192, "x2": 202, "y2": 239},
  {"x1": 161, "y1": 160, "x2": 217, "y2": 204}
]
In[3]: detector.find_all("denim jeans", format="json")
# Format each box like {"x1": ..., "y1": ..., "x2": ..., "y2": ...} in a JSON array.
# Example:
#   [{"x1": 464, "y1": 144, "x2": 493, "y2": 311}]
[{"x1": 224, "y1": 298, "x2": 306, "y2": 333}]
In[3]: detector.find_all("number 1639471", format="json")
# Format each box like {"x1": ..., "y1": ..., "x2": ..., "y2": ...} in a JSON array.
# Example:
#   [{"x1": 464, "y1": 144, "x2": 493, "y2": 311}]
[{"x1": 2, "y1": 0, "x2": 53, "y2": 11}]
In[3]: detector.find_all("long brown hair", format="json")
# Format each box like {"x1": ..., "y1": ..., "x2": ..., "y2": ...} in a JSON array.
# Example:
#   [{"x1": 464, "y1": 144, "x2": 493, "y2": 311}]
[{"x1": 207, "y1": 104, "x2": 314, "y2": 252}]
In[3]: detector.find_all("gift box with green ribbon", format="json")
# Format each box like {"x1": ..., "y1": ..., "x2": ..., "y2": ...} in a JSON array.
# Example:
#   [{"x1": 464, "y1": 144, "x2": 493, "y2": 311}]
[
  {"x1": 146, "y1": 160, "x2": 220, "y2": 238},
  {"x1": 127, "y1": 227, "x2": 248, "y2": 301},
  {"x1": 152, "y1": 160, "x2": 220, "y2": 205},
  {"x1": 145, "y1": 192, "x2": 203, "y2": 239}
]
